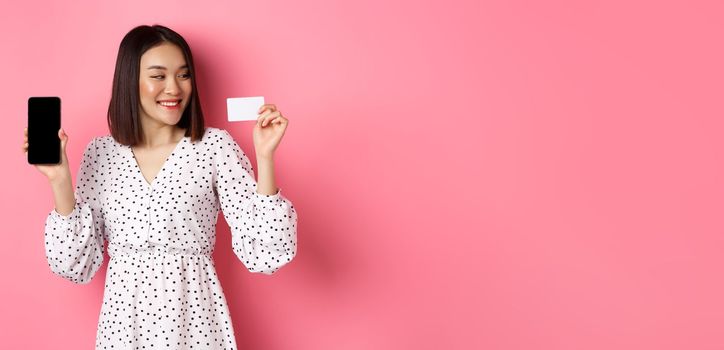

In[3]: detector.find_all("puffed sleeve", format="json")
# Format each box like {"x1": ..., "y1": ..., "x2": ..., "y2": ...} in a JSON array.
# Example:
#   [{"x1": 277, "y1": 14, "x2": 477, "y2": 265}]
[
  {"x1": 43, "y1": 137, "x2": 105, "y2": 284},
  {"x1": 214, "y1": 129, "x2": 298, "y2": 275}
]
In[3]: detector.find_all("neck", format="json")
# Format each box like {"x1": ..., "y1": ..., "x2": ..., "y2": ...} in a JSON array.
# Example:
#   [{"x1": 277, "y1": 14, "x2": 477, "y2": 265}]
[{"x1": 137, "y1": 123, "x2": 185, "y2": 149}]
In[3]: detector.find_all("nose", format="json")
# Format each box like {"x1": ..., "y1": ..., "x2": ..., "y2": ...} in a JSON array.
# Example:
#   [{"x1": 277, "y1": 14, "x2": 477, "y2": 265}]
[{"x1": 164, "y1": 77, "x2": 181, "y2": 95}]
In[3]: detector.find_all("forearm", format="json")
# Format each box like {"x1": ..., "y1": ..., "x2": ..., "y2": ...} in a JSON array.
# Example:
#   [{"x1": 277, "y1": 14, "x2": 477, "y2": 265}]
[
  {"x1": 50, "y1": 176, "x2": 76, "y2": 216},
  {"x1": 255, "y1": 154, "x2": 278, "y2": 195},
  {"x1": 256, "y1": 154, "x2": 277, "y2": 195}
]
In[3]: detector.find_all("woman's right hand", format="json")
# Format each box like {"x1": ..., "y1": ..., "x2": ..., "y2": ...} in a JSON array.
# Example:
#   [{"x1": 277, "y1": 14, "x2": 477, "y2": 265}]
[{"x1": 23, "y1": 127, "x2": 72, "y2": 183}]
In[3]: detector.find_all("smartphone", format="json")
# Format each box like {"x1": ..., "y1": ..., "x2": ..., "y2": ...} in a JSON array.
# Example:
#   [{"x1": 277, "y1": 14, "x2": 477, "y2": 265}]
[{"x1": 27, "y1": 96, "x2": 61, "y2": 165}]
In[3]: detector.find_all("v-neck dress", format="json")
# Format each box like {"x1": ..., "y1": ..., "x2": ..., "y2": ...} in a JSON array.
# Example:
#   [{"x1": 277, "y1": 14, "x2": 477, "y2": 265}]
[{"x1": 43, "y1": 126, "x2": 298, "y2": 349}]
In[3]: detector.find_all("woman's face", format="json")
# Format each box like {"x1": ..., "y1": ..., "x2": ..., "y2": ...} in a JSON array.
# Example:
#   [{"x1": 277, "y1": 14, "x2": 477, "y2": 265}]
[{"x1": 138, "y1": 43, "x2": 192, "y2": 127}]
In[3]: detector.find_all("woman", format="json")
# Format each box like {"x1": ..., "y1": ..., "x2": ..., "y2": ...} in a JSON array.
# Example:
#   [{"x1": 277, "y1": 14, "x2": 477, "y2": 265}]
[{"x1": 22, "y1": 24, "x2": 298, "y2": 349}]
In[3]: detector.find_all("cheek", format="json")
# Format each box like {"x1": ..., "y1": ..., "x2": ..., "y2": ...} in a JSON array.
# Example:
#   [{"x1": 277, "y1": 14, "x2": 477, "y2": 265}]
[
  {"x1": 182, "y1": 81, "x2": 193, "y2": 96},
  {"x1": 140, "y1": 80, "x2": 161, "y2": 97}
]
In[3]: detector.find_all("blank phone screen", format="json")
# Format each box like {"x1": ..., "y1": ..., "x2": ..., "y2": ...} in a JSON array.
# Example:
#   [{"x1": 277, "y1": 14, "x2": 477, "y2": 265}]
[{"x1": 27, "y1": 96, "x2": 61, "y2": 164}]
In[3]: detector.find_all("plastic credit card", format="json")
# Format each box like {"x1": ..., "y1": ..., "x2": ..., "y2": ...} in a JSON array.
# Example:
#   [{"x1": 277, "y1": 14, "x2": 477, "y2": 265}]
[{"x1": 227, "y1": 96, "x2": 265, "y2": 121}]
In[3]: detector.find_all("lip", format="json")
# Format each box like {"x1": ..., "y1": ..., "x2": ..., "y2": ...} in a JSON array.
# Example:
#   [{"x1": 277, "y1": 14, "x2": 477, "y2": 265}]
[{"x1": 157, "y1": 99, "x2": 182, "y2": 110}]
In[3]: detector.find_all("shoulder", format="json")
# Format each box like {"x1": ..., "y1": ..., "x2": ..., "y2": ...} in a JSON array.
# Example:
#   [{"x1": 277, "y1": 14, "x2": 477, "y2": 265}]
[
  {"x1": 206, "y1": 127, "x2": 238, "y2": 146},
  {"x1": 208, "y1": 127, "x2": 248, "y2": 159},
  {"x1": 77, "y1": 135, "x2": 113, "y2": 167},
  {"x1": 205, "y1": 126, "x2": 225, "y2": 139},
  {"x1": 94, "y1": 134, "x2": 113, "y2": 145},
  {"x1": 183, "y1": 126, "x2": 228, "y2": 143},
  {"x1": 82, "y1": 134, "x2": 123, "y2": 162},
  {"x1": 92, "y1": 134, "x2": 116, "y2": 153},
  {"x1": 207, "y1": 127, "x2": 231, "y2": 138}
]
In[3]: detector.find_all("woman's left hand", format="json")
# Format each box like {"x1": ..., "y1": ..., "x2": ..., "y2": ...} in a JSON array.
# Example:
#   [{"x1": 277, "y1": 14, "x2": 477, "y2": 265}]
[{"x1": 253, "y1": 103, "x2": 288, "y2": 158}]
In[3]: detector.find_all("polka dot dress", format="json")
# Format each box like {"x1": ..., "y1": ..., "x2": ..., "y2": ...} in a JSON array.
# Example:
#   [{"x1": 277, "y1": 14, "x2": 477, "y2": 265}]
[{"x1": 43, "y1": 127, "x2": 298, "y2": 349}]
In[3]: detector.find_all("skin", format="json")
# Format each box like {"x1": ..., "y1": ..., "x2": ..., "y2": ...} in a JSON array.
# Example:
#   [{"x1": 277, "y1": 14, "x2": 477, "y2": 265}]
[{"x1": 23, "y1": 42, "x2": 289, "y2": 217}]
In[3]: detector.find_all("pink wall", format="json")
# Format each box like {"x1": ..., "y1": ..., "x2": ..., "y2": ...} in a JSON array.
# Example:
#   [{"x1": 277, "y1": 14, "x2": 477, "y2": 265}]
[{"x1": 2, "y1": 0, "x2": 724, "y2": 348}]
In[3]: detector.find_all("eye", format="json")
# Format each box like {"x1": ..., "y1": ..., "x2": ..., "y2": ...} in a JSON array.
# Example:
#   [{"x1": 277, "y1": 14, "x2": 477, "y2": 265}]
[{"x1": 151, "y1": 74, "x2": 189, "y2": 79}]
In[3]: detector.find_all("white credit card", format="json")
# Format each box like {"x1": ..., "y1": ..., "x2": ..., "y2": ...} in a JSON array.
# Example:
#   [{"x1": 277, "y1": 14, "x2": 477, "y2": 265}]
[{"x1": 227, "y1": 96, "x2": 265, "y2": 121}]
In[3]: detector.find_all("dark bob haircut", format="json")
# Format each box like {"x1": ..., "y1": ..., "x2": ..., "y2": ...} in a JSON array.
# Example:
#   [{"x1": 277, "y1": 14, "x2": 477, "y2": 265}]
[{"x1": 107, "y1": 24, "x2": 205, "y2": 145}]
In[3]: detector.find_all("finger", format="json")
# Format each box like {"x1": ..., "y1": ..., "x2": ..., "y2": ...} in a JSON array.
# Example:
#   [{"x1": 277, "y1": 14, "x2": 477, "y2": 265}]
[
  {"x1": 59, "y1": 129, "x2": 68, "y2": 153},
  {"x1": 272, "y1": 114, "x2": 288, "y2": 124},
  {"x1": 261, "y1": 109, "x2": 275, "y2": 117},
  {"x1": 258, "y1": 104, "x2": 277, "y2": 114},
  {"x1": 258, "y1": 104, "x2": 277, "y2": 113},
  {"x1": 256, "y1": 110, "x2": 271, "y2": 123},
  {"x1": 256, "y1": 113, "x2": 267, "y2": 126},
  {"x1": 262, "y1": 111, "x2": 281, "y2": 127},
  {"x1": 256, "y1": 110, "x2": 276, "y2": 126},
  {"x1": 263, "y1": 111, "x2": 282, "y2": 126},
  {"x1": 261, "y1": 108, "x2": 279, "y2": 119}
]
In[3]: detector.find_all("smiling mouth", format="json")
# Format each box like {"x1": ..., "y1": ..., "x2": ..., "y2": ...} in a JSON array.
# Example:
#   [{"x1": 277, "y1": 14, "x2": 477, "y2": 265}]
[
  {"x1": 156, "y1": 100, "x2": 181, "y2": 107},
  {"x1": 157, "y1": 100, "x2": 181, "y2": 109}
]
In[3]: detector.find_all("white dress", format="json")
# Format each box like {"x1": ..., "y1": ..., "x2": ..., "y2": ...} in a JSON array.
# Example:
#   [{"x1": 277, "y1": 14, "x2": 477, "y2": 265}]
[{"x1": 43, "y1": 126, "x2": 298, "y2": 349}]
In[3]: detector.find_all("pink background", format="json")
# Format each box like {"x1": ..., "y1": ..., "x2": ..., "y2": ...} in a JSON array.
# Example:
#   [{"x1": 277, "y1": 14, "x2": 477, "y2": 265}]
[{"x1": 2, "y1": 0, "x2": 724, "y2": 349}]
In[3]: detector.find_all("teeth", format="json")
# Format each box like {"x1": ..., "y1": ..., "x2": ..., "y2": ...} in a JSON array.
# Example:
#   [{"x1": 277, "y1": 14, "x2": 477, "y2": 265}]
[{"x1": 158, "y1": 101, "x2": 179, "y2": 106}]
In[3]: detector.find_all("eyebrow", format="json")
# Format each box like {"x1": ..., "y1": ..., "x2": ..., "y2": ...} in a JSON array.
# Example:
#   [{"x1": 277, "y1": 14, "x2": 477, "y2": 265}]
[{"x1": 146, "y1": 65, "x2": 189, "y2": 70}]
